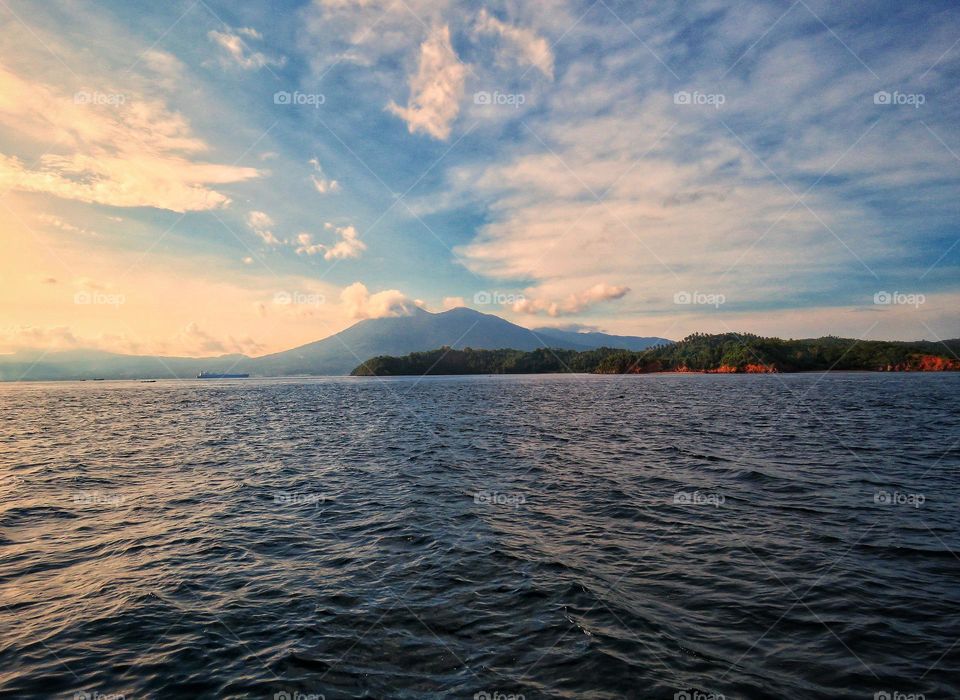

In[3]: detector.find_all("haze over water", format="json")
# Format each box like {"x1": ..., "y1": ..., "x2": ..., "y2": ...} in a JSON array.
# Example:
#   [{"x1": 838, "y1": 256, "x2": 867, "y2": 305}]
[{"x1": 2, "y1": 374, "x2": 958, "y2": 699}]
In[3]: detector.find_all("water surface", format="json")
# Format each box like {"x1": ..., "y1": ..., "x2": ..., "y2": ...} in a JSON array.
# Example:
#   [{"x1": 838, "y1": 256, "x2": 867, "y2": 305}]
[{"x1": 1, "y1": 374, "x2": 958, "y2": 698}]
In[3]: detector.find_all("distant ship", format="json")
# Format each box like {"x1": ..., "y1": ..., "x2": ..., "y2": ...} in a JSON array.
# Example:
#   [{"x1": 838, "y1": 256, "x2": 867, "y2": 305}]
[{"x1": 197, "y1": 371, "x2": 250, "y2": 379}]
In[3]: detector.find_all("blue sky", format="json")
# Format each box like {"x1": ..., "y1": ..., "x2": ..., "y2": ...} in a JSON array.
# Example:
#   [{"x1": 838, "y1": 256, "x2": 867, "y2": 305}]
[{"x1": 0, "y1": 0, "x2": 957, "y2": 354}]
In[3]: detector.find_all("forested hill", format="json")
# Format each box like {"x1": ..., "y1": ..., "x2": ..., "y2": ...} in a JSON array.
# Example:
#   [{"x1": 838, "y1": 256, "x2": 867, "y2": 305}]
[{"x1": 351, "y1": 333, "x2": 960, "y2": 375}]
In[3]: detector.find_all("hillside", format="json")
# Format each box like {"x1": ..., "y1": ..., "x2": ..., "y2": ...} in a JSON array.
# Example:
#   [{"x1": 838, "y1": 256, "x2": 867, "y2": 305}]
[{"x1": 351, "y1": 333, "x2": 960, "y2": 375}]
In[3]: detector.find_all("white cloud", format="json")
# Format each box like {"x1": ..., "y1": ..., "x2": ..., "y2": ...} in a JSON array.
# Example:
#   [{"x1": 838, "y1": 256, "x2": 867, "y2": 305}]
[
  {"x1": 442, "y1": 295, "x2": 467, "y2": 310},
  {"x1": 208, "y1": 28, "x2": 285, "y2": 70},
  {"x1": 0, "y1": 63, "x2": 260, "y2": 212},
  {"x1": 246, "y1": 211, "x2": 281, "y2": 246},
  {"x1": 296, "y1": 224, "x2": 366, "y2": 260},
  {"x1": 474, "y1": 9, "x2": 554, "y2": 79},
  {"x1": 512, "y1": 283, "x2": 630, "y2": 317},
  {"x1": 308, "y1": 158, "x2": 341, "y2": 194},
  {"x1": 387, "y1": 25, "x2": 466, "y2": 140},
  {"x1": 340, "y1": 281, "x2": 420, "y2": 319}
]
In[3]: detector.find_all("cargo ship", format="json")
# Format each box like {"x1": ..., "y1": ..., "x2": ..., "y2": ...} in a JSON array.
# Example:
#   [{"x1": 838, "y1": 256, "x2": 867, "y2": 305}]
[{"x1": 197, "y1": 371, "x2": 250, "y2": 379}]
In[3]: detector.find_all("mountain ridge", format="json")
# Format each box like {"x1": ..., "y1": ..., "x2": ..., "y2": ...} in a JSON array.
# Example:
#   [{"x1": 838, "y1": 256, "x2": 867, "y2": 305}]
[{"x1": 0, "y1": 307, "x2": 670, "y2": 381}]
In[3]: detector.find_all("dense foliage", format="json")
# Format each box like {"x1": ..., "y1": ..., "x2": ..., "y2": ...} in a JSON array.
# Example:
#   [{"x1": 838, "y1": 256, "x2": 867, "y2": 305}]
[{"x1": 351, "y1": 334, "x2": 960, "y2": 375}]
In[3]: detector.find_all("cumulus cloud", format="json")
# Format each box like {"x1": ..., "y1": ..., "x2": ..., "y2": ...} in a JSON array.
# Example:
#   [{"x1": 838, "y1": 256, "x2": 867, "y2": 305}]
[
  {"x1": 474, "y1": 9, "x2": 554, "y2": 79},
  {"x1": 208, "y1": 28, "x2": 285, "y2": 70},
  {"x1": 387, "y1": 25, "x2": 466, "y2": 140},
  {"x1": 296, "y1": 224, "x2": 366, "y2": 260},
  {"x1": 246, "y1": 211, "x2": 281, "y2": 246},
  {"x1": 512, "y1": 283, "x2": 630, "y2": 317},
  {"x1": 340, "y1": 282, "x2": 420, "y2": 319}
]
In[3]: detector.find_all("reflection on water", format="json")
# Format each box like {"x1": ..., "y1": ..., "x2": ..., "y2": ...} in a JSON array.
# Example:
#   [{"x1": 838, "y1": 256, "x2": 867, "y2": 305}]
[{"x1": 1, "y1": 374, "x2": 958, "y2": 698}]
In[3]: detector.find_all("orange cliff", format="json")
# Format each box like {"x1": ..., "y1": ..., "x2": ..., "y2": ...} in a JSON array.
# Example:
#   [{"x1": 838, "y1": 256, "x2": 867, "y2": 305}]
[{"x1": 882, "y1": 354, "x2": 960, "y2": 372}]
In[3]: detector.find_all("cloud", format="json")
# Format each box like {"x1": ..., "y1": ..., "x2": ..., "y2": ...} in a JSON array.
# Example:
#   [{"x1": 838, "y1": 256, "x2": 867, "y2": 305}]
[
  {"x1": 474, "y1": 9, "x2": 554, "y2": 79},
  {"x1": 208, "y1": 28, "x2": 285, "y2": 70},
  {"x1": 311, "y1": 175, "x2": 341, "y2": 194},
  {"x1": 0, "y1": 63, "x2": 260, "y2": 212},
  {"x1": 323, "y1": 223, "x2": 366, "y2": 260},
  {"x1": 512, "y1": 283, "x2": 630, "y2": 317},
  {"x1": 172, "y1": 322, "x2": 265, "y2": 356},
  {"x1": 246, "y1": 211, "x2": 281, "y2": 246},
  {"x1": 37, "y1": 213, "x2": 96, "y2": 236},
  {"x1": 340, "y1": 282, "x2": 420, "y2": 319},
  {"x1": 296, "y1": 224, "x2": 366, "y2": 260},
  {"x1": 387, "y1": 25, "x2": 466, "y2": 140},
  {"x1": 308, "y1": 158, "x2": 341, "y2": 194},
  {"x1": 442, "y1": 295, "x2": 467, "y2": 310}
]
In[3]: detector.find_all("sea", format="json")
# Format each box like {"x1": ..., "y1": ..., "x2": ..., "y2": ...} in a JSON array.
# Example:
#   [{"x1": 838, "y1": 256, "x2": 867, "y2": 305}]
[{"x1": 1, "y1": 373, "x2": 958, "y2": 699}]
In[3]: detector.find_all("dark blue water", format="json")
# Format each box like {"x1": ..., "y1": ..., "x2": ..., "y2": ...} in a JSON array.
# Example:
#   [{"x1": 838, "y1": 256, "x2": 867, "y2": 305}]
[{"x1": 1, "y1": 374, "x2": 958, "y2": 699}]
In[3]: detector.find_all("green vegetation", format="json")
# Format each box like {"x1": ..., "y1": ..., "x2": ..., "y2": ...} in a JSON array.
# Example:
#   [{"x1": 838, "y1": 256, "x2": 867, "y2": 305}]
[{"x1": 351, "y1": 333, "x2": 960, "y2": 375}]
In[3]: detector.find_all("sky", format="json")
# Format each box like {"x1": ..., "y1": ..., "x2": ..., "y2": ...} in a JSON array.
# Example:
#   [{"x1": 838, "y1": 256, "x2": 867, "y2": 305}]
[{"x1": 0, "y1": 0, "x2": 958, "y2": 356}]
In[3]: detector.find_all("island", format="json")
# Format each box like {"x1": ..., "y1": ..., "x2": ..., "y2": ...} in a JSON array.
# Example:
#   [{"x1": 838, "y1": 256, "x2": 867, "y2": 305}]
[{"x1": 350, "y1": 333, "x2": 960, "y2": 376}]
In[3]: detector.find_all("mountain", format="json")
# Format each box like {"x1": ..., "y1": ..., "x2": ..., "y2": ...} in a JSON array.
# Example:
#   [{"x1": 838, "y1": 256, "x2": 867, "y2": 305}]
[
  {"x1": 531, "y1": 326, "x2": 669, "y2": 351},
  {"x1": 254, "y1": 307, "x2": 669, "y2": 375},
  {"x1": 0, "y1": 349, "x2": 251, "y2": 382},
  {"x1": 0, "y1": 308, "x2": 671, "y2": 381}
]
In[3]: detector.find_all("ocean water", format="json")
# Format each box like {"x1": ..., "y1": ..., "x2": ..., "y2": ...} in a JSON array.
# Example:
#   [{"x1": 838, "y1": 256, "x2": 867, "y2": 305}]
[{"x1": 1, "y1": 373, "x2": 958, "y2": 699}]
